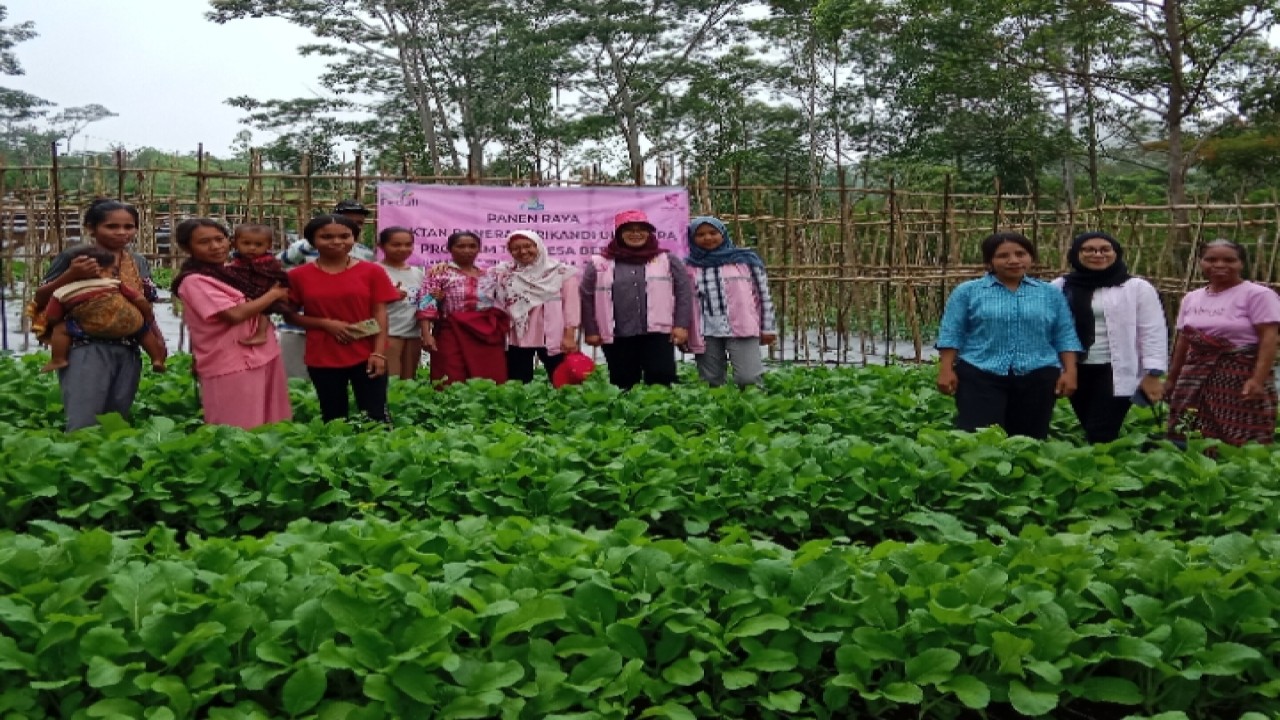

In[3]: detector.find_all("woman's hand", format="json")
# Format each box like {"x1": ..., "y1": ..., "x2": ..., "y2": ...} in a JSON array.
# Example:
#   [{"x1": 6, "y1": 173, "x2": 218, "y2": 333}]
[
  {"x1": 1140, "y1": 375, "x2": 1165, "y2": 404},
  {"x1": 324, "y1": 319, "x2": 356, "y2": 344},
  {"x1": 1055, "y1": 369, "x2": 1077, "y2": 397},
  {"x1": 936, "y1": 365, "x2": 958, "y2": 395},
  {"x1": 1243, "y1": 378, "x2": 1269, "y2": 401},
  {"x1": 366, "y1": 354, "x2": 387, "y2": 378},
  {"x1": 585, "y1": 334, "x2": 602, "y2": 347},
  {"x1": 265, "y1": 285, "x2": 291, "y2": 304},
  {"x1": 561, "y1": 334, "x2": 580, "y2": 356},
  {"x1": 670, "y1": 327, "x2": 688, "y2": 345},
  {"x1": 66, "y1": 256, "x2": 101, "y2": 281}
]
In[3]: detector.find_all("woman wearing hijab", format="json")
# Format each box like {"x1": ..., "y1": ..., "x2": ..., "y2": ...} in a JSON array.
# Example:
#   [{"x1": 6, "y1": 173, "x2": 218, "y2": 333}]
[
  {"x1": 685, "y1": 216, "x2": 777, "y2": 387},
  {"x1": 581, "y1": 209, "x2": 694, "y2": 389},
  {"x1": 1052, "y1": 231, "x2": 1168, "y2": 443},
  {"x1": 491, "y1": 230, "x2": 581, "y2": 382}
]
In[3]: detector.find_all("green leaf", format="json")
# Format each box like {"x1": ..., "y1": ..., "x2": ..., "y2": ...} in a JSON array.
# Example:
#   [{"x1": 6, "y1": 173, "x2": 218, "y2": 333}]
[
  {"x1": 453, "y1": 659, "x2": 524, "y2": 693},
  {"x1": 639, "y1": 704, "x2": 697, "y2": 720},
  {"x1": 1078, "y1": 676, "x2": 1142, "y2": 705},
  {"x1": 905, "y1": 648, "x2": 961, "y2": 685},
  {"x1": 1008, "y1": 680, "x2": 1058, "y2": 716},
  {"x1": 727, "y1": 613, "x2": 790, "y2": 639},
  {"x1": 941, "y1": 674, "x2": 990, "y2": 709},
  {"x1": 606, "y1": 623, "x2": 646, "y2": 659},
  {"x1": 742, "y1": 648, "x2": 798, "y2": 672},
  {"x1": 721, "y1": 669, "x2": 757, "y2": 690},
  {"x1": 86, "y1": 698, "x2": 145, "y2": 718},
  {"x1": 765, "y1": 690, "x2": 803, "y2": 712},
  {"x1": 1193, "y1": 641, "x2": 1262, "y2": 676},
  {"x1": 881, "y1": 681, "x2": 923, "y2": 703},
  {"x1": 440, "y1": 695, "x2": 492, "y2": 719},
  {"x1": 662, "y1": 657, "x2": 704, "y2": 686},
  {"x1": 992, "y1": 632, "x2": 1033, "y2": 676},
  {"x1": 282, "y1": 663, "x2": 327, "y2": 715},
  {"x1": 491, "y1": 597, "x2": 566, "y2": 643},
  {"x1": 86, "y1": 656, "x2": 127, "y2": 688}
]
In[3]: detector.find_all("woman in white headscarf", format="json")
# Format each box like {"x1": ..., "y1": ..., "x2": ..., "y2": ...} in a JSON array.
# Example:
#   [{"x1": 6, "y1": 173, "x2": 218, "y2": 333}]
[{"x1": 491, "y1": 230, "x2": 581, "y2": 382}]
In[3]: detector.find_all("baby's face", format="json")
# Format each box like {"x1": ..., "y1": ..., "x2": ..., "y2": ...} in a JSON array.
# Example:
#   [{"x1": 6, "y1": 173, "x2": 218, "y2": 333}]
[{"x1": 234, "y1": 232, "x2": 272, "y2": 258}]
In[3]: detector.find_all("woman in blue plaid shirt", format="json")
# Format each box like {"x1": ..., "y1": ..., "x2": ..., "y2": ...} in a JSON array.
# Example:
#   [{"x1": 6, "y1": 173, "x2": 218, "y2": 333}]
[{"x1": 936, "y1": 232, "x2": 1083, "y2": 439}]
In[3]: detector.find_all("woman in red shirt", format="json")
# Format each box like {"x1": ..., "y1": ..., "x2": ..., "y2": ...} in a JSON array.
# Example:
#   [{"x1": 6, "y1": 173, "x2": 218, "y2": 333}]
[{"x1": 288, "y1": 214, "x2": 400, "y2": 423}]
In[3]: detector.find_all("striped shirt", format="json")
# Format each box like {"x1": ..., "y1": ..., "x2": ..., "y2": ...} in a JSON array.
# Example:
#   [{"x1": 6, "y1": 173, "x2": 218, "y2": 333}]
[{"x1": 937, "y1": 274, "x2": 1082, "y2": 375}]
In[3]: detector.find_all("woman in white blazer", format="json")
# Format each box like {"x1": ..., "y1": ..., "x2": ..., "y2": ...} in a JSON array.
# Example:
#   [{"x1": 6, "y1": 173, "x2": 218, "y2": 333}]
[{"x1": 1052, "y1": 231, "x2": 1169, "y2": 443}]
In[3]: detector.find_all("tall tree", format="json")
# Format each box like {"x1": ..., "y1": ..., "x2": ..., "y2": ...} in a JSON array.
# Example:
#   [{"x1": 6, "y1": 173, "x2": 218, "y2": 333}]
[
  {"x1": 540, "y1": 0, "x2": 744, "y2": 183},
  {"x1": 208, "y1": 0, "x2": 560, "y2": 178}
]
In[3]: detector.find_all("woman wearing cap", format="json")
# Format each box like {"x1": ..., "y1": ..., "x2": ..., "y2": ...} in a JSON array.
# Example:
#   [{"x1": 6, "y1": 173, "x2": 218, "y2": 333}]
[
  {"x1": 1051, "y1": 231, "x2": 1168, "y2": 443},
  {"x1": 581, "y1": 210, "x2": 694, "y2": 389},
  {"x1": 417, "y1": 231, "x2": 509, "y2": 385},
  {"x1": 491, "y1": 230, "x2": 581, "y2": 382}
]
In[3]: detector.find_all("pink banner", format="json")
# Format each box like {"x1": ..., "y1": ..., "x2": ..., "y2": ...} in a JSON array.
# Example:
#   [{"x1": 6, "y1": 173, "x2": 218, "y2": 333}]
[{"x1": 375, "y1": 184, "x2": 690, "y2": 268}]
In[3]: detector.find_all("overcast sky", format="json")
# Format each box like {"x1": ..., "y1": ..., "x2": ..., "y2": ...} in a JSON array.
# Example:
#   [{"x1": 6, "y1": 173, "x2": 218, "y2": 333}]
[{"x1": 5, "y1": 0, "x2": 330, "y2": 156}]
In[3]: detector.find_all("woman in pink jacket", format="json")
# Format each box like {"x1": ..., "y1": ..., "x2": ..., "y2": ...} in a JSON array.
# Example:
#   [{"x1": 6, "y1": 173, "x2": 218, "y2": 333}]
[
  {"x1": 581, "y1": 210, "x2": 694, "y2": 389},
  {"x1": 685, "y1": 216, "x2": 777, "y2": 387},
  {"x1": 491, "y1": 230, "x2": 581, "y2": 382}
]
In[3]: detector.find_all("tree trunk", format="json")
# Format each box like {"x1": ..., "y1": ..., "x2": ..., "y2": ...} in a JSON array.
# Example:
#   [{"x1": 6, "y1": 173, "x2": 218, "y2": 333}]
[{"x1": 1162, "y1": 0, "x2": 1190, "y2": 244}]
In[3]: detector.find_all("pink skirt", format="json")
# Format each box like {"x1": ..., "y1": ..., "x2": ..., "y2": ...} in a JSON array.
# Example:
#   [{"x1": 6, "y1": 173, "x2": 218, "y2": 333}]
[{"x1": 200, "y1": 356, "x2": 292, "y2": 429}]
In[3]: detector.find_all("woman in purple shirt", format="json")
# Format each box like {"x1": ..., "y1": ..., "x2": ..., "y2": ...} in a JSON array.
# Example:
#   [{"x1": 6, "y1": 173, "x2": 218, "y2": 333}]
[{"x1": 1167, "y1": 240, "x2": 1280, "y2": 446}]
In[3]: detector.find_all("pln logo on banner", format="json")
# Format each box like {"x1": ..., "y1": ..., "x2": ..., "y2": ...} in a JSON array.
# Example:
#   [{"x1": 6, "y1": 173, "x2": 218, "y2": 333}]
[
  {"x1": 520, "y1": 195, "x2": 546, "y2": 211},
  {"x1": 379, "y1": 187, "x2": 419, "y2": 207}
]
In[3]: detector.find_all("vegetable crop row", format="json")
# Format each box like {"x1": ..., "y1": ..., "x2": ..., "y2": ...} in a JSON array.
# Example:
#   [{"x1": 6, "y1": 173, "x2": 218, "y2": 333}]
[
  {"x1": 3, "y1": 415, "x2": 1276, "y2": 544},
  {"x1": 0, "y1": 354, "x2": 1053, "y2": 441},
  {"x1": 2, "y1": 517, "x2": 1278, "y2": 719}
]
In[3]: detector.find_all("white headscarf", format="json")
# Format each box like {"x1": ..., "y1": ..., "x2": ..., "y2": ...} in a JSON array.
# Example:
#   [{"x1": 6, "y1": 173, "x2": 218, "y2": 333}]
[{"x1": 492, "y1": 230, "x2": 576, "y2": 335}]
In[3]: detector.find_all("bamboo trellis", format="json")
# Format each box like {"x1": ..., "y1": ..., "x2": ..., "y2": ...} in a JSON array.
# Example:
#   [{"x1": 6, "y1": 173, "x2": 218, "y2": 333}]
[{"x1": 3, "y1": 152, "x2": 1279, "y2": 365}]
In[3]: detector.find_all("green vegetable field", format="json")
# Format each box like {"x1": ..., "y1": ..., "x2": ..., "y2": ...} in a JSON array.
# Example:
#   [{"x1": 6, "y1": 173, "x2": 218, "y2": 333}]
[{"x1": 1, "y1": 355, "x2": 1277, "y2": 719}]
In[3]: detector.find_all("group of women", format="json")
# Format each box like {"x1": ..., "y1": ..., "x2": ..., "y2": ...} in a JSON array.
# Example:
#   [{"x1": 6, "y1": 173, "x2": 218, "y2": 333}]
[
  {"x1": 937, "y1": 231, "x2": 1280, "y2": 446},
  {"x1": 410, "y1": 209, "x2": 776, "y2": 391},
  {"x1": 35, "y1": 199, "x2": 1279, "y2": 446},
  {"x1": 36, "y1": 203, "x2": 778, "y2": 431}
]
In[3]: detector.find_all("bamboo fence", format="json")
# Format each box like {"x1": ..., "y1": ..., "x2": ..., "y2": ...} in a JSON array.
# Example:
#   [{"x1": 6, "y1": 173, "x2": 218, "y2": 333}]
[{"x1": 3, "y1": 149, "x2": 1279, "y2": 364}]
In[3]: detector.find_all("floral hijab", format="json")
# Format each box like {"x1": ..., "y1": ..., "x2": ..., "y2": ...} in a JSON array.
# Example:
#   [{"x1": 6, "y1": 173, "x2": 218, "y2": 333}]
[{"x1": 492, "y1": 230, "x2": 576, "y2": 334}]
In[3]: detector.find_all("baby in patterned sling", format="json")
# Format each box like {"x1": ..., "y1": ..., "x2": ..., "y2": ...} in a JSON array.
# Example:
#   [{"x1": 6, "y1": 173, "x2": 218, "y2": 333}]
[{"x1": 39, "y1": 245, "x2": 168, "y2": 374}]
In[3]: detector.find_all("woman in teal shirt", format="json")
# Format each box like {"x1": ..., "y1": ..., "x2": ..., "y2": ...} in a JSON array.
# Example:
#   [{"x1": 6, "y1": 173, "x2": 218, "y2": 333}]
[{"x1": 936, "y1": 232, "x2": 1082, "y2": 439}]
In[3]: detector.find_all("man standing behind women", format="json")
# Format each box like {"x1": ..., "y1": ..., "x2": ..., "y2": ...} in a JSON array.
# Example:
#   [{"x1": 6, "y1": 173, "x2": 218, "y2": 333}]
[
  {"x1": 582, "y1": 210, "x2": 693, "y2": 389},
  {"x1": 417, "y1": 231, "x2": 509, "y2": 385},
  {"x1": 1052, "y1": 231, "x2": 1168, "y2": 443},
  {"x1": 1167, "y1": 240, "x2": 1280, "y2": 446},
  {"x1": 35, "y1": 199, "x2": 166, "y2": 431},
  {"x1": 936, "y1": 231, "x2": 1081, "y2": 439},
  {"x1": 491, "y1": 230, "x2": 580, "y2": 382},
  {"x1": 171, "y1": 219, "x2": 292, "y2": 428},
  {"x1": 685, "y1": 216, "x2": 777, "y2": 387}
]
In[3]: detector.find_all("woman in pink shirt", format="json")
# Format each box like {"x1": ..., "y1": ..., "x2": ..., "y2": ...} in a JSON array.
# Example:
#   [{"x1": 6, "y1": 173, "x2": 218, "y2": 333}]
[
  {"x1": 171, "y1": 218, "x2": 292, "y2": 428},
  {"x1": 1167, "y1": 240, "x2": 1280, "y2": 445},
  {"x1": 491, "y1": 230, "x2": 581, "y2": 382}
]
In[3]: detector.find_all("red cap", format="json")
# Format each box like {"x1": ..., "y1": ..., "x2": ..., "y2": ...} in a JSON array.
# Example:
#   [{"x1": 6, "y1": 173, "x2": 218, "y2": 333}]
[
  {"x1": 614, "y1": 209, "x2": 656, "y2": 231},
  {"x1": 552, "y1": 352, "x2": 597, "y2": 388}
]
